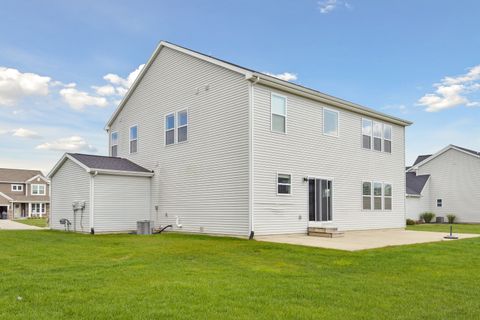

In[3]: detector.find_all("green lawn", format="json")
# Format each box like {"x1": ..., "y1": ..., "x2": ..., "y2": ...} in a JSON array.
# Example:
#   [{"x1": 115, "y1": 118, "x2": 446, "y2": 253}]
[
  {"x1": 1, "y1": 231, "x2": 480, "y2": 319},
  {"x1": 407, "y1": 223, "x2": 480, "y2": 234},
  {"x1": 13, "y1": 218, "x2": 48, "y2": 228}
]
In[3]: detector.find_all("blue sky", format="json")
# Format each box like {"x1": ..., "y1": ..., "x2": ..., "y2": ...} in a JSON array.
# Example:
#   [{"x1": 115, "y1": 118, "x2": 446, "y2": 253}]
[{"x1": 1, "y1": 0, "x2": 479, "y2": 173}]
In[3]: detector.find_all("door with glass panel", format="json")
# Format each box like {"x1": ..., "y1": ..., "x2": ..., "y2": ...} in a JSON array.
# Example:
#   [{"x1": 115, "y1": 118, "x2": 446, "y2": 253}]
[{"x1": 308, "y1": 178, "x2": 333, "y2": 222}]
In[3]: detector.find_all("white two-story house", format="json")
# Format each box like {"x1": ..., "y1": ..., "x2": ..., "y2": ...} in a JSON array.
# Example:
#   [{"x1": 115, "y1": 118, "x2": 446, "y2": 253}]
[{"x1": 49, "y1": 41, "x2": 411, "y2": 236}]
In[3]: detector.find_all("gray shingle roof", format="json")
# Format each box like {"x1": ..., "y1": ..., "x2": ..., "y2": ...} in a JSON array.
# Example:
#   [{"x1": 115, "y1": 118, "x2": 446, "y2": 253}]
[
  {"x1": 451, "y1": 145, "x2": 480, "y2": 156},
  {"x1": 406, "y1": 172, "x2": 430, "y2": 195},
  {"x1": 68, "y1": 154, "x2": 151, "y2": 173},
  {"x1": 413, "y1": 155, "x2": 432, "y2": 166},
  {"x1": 0, "y1": 168, "x2": 45, "y2": 182}
]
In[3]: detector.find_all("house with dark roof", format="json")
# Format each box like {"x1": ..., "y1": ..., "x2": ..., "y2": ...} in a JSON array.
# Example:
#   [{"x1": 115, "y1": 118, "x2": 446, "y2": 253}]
[
  {"x1": 406, "y1": 144, "x2": 480, "y2": 222},
  {"x1": 48, "y1": 41, "x2": 411, "y2": 235},
  {"x1": 0, "y1": 168, "x2": 50, "y2": 220}
]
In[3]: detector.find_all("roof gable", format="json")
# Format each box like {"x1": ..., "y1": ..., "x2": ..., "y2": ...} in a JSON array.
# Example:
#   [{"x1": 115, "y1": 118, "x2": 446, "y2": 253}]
[
  {"x1": 105, "y1": 41, "x2": 412, "y2": 130},
  {"x1": 406, "y1": 172, "x2": 430, "y2": 195},
  {"x1": 408, "y1": 144, "x2": 480, "y2": 171}
]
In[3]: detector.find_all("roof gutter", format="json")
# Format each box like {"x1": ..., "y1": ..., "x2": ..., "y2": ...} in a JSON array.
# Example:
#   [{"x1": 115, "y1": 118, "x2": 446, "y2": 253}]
[{"x1": 246, "y1": 73, "x2": 412, "y2": 127}]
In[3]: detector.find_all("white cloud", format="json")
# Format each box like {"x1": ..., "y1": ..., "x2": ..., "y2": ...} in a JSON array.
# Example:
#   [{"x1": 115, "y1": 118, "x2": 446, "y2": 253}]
[
  {"x1": 59, "y1": 84, "x2": 108, "y2": 110},
  {"x1": 36, "y1": 136, "x2": 97, "y2": 153},
  {"x1": 264, "y1": 72, "x2": 298, "y2": 82},
  {"x1": 0, "y1": 127, "x2": 42, "y2": 139},
  {"x1": 318, "y1": 0, "x2": 351, "y2": 14},
  {"x1": 92, "y1": 84, "x2": 116, "y2": 96},
  {"x1": 0, "y1": 67, "x2": 51, "y2": 106},
  {"x1": 103, "y1": 64, "x2": 145, "y2": 96},
  {"x1": 12, "y1": 128, "x2": 41, "y2": 138},
  {"x1": 417, "y1": 64, "x2": 480, "y2": 112}
]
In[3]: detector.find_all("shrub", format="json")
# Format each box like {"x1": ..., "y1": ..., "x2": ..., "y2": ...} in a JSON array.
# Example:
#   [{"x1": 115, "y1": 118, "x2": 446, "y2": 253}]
[
  {"x1": 406, "y1": 219, "x2": 416, "y2": 225},
  {"x1": 446, "y1": 214, "x2": 456, "y2": 224},
  {"x1": 420, "y1": 212, "x2": 435, "y2": 223}
]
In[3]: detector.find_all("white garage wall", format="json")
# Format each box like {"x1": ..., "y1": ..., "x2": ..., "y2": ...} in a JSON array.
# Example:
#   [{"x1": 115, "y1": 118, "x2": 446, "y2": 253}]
[{"x1": 93, "y1": 174, "x2": 151, "y2": 233}]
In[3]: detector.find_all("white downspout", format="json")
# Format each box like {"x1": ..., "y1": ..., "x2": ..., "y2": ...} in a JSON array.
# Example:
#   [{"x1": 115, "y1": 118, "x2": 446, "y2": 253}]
[
  {"x1": 90, "y1": 171, "x2": 98, "y2": 234},
  {"x1": 247, "y1": 75, "x2": 260, "y2": 239}
]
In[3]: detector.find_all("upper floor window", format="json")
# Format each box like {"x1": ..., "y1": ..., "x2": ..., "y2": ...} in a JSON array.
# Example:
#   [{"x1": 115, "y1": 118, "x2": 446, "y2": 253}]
[
  {"x1": 362, "y1": 118, "x2": 392, "y2": 153},
  {"x1": 383, "y1": 125, "x2": 392, "y2": 153},
  {"x1": 177, "y1": 110, "x2": 188, "y2": 143},
  {"x1": 277, "y1": 173, "x2": 292, "y2": 195},
  {"x1": 11, "y1": 184, "x2": 23, "y2": 192},
  {"x1": 373, "y1": 122, "x2": 382, "y2": 151},
  {"x1": 271, "y1": 94, "x2": 287, "y2": 133},
  {"x1": 165, "y1": 113, "x2": 175, "y2": 145},
  {"x1": 323, "y1": 108, "x2": 339, "y2": 137},
  {"x1": 111, "y1": 132, "x2": 118, "y2": 157},
  {"x1": 129, "y1": 125, "x2": 138, "y2": 154},
  {"x1": 362, "y1": 119, "x2": 372, "y2": 149},
  {"x1": 31, "y1": 184, "x2": 46, "y2": 195}
]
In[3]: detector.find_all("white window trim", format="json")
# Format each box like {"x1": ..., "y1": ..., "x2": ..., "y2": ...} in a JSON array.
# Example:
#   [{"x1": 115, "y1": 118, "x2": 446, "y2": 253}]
[
  {"x1": 362, "y1": 181, "x2": 392, "y2": 211},
  {"x1": 111, "y1": 131, "x2": 118, "y2": 156},
  {"x1": 129, "y1": 125, "x2": 138, "y2": 154},
  {"x1": 383, "y1": 124, "x2": 392, "y2": 153},
  {"x1": 31, "y1": 184, "x2": 46, "y2": 196},
  {"x1": 361, "y1": 118, "x2": 373, "y2": 150},
  {"x1": 165, "y1": 112, "x2": 176, "y2": 146},
  {"x1": 11, "y1": 184, "x2": 23, "y2": 192},
  {"x1": 270, "y1": 92, "x2": 287, "y2": 134},
  {"x1": 177, "y1": 109, "x2": 188, "y2": 144},
  {"x1": 276, "y1": 172, "x2": 292, "y2": 196},
  {"x1": 323, "y1": 107, "x2": 340, "y2": 137}
]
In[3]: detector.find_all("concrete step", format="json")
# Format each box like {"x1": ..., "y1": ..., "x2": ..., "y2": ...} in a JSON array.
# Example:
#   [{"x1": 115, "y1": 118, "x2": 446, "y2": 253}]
[
  {"x1": 308, "y1": 227, "x2": 338, "y2": 233},
  {"x1": 308, "y1": 231, "x2": 344, "y2": 238}
]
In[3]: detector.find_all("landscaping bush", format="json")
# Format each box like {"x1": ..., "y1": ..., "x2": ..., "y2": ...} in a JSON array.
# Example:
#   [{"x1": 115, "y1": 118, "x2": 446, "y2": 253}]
[
  {"x1": 406, "y1": 219, "x2": 416, "y2": 225},
  {"x1": 420, "y1": 212, "x2": 435, "y2": 223},
  {"x1": 446, "y1": 214, "x2": 456, "y2": 224}
]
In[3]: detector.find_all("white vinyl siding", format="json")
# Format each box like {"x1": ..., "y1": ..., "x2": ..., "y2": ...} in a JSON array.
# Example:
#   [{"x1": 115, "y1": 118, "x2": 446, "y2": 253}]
[
  {"x1": 109, "y1": 46, "x2": 250, "y2": 236},
  {"x1": 271, "y1": 93, "x2": 287, "y2": 133},
  {"x1": 93, "y1": 174, "x2": 150, "y2": 233},
  {"x1": 50, "y1": 159, "x2": 90, "y2": 233},
  {"x1": 253, "y1": 83, "x2": 406, "y2": 234}
]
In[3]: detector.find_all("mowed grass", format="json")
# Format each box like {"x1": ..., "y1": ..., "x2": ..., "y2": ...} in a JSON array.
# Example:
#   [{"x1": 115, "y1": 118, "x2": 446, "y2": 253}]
[
  {"x1": 1, "y1": 231, "x2": 480, "y2": 319},
  {"x1": 407, "y1": 223, "x2": 480, "y2": 234},
  {"x1": 13, "y1": 218, "x2": 48, "y2": 228}
]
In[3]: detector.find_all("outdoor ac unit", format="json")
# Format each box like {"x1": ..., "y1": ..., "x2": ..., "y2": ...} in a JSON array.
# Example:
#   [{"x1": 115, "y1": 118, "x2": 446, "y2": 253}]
[{"x1": 137, "y1": 220, "x2": 153, "y2": 235}]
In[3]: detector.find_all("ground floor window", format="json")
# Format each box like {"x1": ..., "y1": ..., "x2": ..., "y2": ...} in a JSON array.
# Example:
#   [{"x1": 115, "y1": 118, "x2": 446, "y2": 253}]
[
  {"x1": 277, "y1": 173, "x2": 292, "y2": 195},
  {"x1": 31, "y1": 203, "x2": 46, "y2": 215},
  {"x1": 362, "y1": 181, "x2": 392, "y2": 211}
]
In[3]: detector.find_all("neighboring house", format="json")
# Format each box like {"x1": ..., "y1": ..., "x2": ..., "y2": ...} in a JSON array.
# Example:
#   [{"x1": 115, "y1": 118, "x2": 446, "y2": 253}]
[
  {"x1": 0, "y1": 168, "x2": 50, "y2": 220},
  {"x1": 406, "y1": 145, "x2": 480, "y2": 222},
  {"x1": 49, "y1": 41, "x2": 412, "y2": 236}
]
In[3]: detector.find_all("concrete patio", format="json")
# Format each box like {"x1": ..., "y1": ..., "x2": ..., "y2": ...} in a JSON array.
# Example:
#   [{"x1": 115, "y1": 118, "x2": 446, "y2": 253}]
[{"x1": 255, "y1": 229, "x2": 480, "y2": 251}]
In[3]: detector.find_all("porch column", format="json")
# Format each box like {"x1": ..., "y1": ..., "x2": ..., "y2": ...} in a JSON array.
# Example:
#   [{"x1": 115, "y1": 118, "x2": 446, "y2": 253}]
[{"x1": 28, "y1": 203, "x2": 32, "y2": 218}]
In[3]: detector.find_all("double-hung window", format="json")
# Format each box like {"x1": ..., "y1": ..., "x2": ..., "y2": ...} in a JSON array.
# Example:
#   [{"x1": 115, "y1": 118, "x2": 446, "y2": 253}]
[
  {"x1": 177, "y1": 110, "x2": 188, "y2": 143},
  {"x1": 373, "y1": 182, "x2": 383, "y2": 210},
  {"x1": 362, "y1": 182, "x2": 372, "y2": 210},
  {"x1": 31, "y1": 184, "x2": 46, "y2": 195},
  {"x1": 277, "y1": 173, "x2": 291, "y2": 195},
  {"x1": 384, "y1": 183, "x2": 392, "y2": 210},
  {"x1": 165, "y1": 113, "x2": 175, "y2": 145},
  {"x1": 362, "y1": 119, "x2": 372, "y2": 149},
  {"x1": 129, "y1": 125, "x2": 138, "y2": 153},
  {"x1": 271, "y1": 94, "x2": 287, "y2": 133},
  {"x1": 323, "y1": 108, "x2": 339, "y2": 137},
  {"x1": 437, "y1": 199, "x2": 442, "y2": 207},
  {"x1": 111, "y1": 132, "x2": 118, "y2": 157},
  {"x1": 383, "y1": 125, "x2": 392, "y2": 153},
  {"x1": 373, "y1": 122, "x2": 382, "y2": 151}
]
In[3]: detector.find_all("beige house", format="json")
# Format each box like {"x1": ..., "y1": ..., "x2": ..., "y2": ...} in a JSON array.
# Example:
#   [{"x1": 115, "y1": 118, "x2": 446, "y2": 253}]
[{"x1": 0, "y1": 168, "x2": 50, "y2": 220}]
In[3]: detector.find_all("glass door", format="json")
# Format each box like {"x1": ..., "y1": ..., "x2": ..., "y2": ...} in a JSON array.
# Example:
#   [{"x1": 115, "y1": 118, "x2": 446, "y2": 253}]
[{"x1": 308, "y1": 178, "x2": 333, "y2": 222}]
